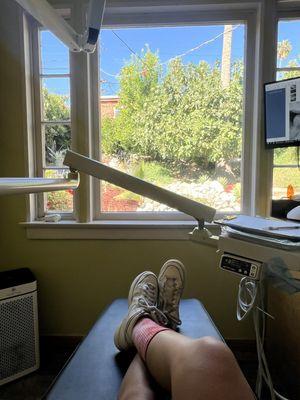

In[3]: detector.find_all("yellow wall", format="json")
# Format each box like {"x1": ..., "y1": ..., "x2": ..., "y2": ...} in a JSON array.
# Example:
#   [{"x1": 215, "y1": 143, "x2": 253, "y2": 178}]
[{"x1": 0, "y1": 0, "x2": 253, "y2": 338}]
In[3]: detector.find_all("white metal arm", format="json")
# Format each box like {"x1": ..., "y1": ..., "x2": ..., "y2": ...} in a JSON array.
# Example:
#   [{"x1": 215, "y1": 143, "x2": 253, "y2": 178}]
[
  {"x1": 0, "y1": 172, "x2": 79, "y2": 196},
  {"x1": 0, "y1": 150, "x2": 215, "y2": 223},
  {"x1": 15, "y1": 0, "x2": 106, "y2": 53},
  {"x1": 64, "y1": 150, "x2": 216, "y2": 223}
]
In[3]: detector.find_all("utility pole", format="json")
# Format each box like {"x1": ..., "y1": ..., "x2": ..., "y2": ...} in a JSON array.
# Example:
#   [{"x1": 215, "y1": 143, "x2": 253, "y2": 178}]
[{"x1": 221, "y1": 25, "x2": 233, "y2": 88}]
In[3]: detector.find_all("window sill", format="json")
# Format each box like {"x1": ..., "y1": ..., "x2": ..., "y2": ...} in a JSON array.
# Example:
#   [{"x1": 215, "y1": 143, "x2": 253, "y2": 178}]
[{"x1": 20, "y1": 220, "x2": 220, "y2": 243}]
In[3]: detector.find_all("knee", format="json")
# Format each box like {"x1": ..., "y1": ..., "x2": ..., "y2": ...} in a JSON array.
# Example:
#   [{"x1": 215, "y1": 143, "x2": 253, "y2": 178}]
[
  {"x1": 196, "y1": 336, "x2": 235, "y2": 365},
  {"x1": 179, "y1": 336, "x2": 238, "y2": 380}
]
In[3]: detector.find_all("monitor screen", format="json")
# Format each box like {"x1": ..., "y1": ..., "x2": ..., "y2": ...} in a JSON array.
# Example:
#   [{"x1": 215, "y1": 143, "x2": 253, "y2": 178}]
[{"x1": 264, "y1": 77, "x2": 300, "y2": 148}]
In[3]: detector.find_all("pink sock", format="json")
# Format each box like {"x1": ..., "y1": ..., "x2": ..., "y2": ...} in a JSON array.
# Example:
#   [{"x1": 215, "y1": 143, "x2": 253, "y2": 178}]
[{"x1": 132, "y1": 318, "x2": 170, "y2": 361}]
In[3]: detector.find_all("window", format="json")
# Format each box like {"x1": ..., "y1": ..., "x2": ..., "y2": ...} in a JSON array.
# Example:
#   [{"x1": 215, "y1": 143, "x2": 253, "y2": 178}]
[
  {"x1": 35, "y1": 29, "x2": 73, "y2": 216},
  {"x1": 26, "y1": 2, "x2": 270, "y2": 228},
  {"x1": 99, "y1": 24, "x2": 245, "y2": 216},
  {"x1": 273, "y1": 19, "x2": 300, "y2": 200}
]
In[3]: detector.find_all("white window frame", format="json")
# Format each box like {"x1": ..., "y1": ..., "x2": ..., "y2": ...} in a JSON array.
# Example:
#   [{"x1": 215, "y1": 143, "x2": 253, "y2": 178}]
[
  {"x1": 95, "y1": 9, "x2": 257, "y2": 221},
  {"x1": 22, "y1": 0, "x2": 288, "y2": 237},
  {"x1": 271, "y1": 8, "x2": 300, "y2": 195},
  {"x1": 31, "y1": 20, "x2": 74, "y2": 220}
]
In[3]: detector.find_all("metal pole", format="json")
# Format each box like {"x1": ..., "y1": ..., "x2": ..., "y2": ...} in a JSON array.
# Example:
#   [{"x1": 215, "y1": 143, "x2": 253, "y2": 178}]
[{"x1": 0, "y1": 173, "x2": 79, "y2": 196}]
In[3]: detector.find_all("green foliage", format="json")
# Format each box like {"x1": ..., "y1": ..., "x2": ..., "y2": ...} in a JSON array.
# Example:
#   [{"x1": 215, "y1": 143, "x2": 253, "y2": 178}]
[
  {"x1": 273, "y1": 147, "x2": 299, "y2": 165},
  {"x1": 44, "y1": 170, "x2": 73, "y2": 211},
  {"x1": 47, "y1": 190, "x2": 73, "y2": 211},
  {"x1": 131, "y1": 160, "x2": 173, "y2": 185},
  {"x1": 273, "y1": 168, "x2": 300, "y2": 189},
  {"x1": 101, "y1": 49, "x2": 243, "y2": 167},
  {"x1": 114, "y1": 191, "x2": 142, "y2": 203},
  {"x1": 233, "y1": 182, "x2": 241, "y2": 201},
  {"x1": 197, "y1": 174, "x2": 210, "y2": 184},
  {"x1": 217, "y1": 177, "x2": 228, "y2": 188},
  {"x1": 43, "y1": 88, "x2": 71, "y2": 164},
  {"x1": 277, "y1": 40, "x2": 292, "y2": 61}
]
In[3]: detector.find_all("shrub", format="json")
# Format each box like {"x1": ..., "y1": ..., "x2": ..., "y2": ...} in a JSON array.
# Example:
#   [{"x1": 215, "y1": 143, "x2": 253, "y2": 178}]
[
  {"x1": 101, "y1": 50, "x2": 243, "y2": 167},
  {"x1": 45, "y1": 170, "x2": 73, "y2": 211},
  {"x1": 47, "y1": 190, "x2": 73, "y2": 211},
  {"x1": 233, "y1": 182, "x2": 241, "y2": 202}
]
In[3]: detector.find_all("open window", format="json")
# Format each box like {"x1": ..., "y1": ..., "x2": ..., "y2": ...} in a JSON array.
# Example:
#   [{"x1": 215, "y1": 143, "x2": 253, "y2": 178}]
[{"x1": 98, "y1": 24, "x2": 246, "y2": 219}]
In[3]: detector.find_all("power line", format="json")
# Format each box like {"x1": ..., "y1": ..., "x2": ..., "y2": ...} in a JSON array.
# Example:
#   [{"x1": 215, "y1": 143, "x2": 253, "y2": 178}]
[
  {"x1": 102, "y1": 24, "x2": 242, "y2": 78},
  {"x1": 111, "y1": 30, "x2": 143, "y2": 62},
  {"x1": 161, "y1": 24, "x2": 241, "y2": 65},
  {"x1": 100, "y1": 81, "x2": 119, "y2": 85},
  {"x1": 100, "y1": 68, "x2": 119, "y2": 78}
]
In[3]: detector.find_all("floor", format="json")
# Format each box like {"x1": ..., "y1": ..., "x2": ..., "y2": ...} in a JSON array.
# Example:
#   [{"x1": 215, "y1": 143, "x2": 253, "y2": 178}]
[
  {"x1": 0, "y1": 337, "x2": 82, "y2": 400},
  {"x1": 0, "y1": 339, "x2": 288, "y2": 400}
]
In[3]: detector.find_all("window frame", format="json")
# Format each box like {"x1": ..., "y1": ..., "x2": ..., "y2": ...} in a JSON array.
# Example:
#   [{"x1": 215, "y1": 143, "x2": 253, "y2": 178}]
[
  {"x1": 23, "y1": 0, "x2": 284, "y2": 230},
  {"x1": 95, "y1": 12, "x2": 255, "y2": 221},
  {"x1": 31, "y1": 18, "x2": 75, "y2": 220},
  {"x1": 271, "y1": 10, "x2": 300, "y2": 199}
]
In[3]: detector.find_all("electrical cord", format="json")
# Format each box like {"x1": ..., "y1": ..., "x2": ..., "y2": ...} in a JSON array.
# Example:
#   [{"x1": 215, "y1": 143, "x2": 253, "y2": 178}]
[
  {"x1": 237, "y1": 278, "x2": 258, "y2": 321},
  {"x1": 236, "y1": 277, "x2": 290, "y2": 400}
]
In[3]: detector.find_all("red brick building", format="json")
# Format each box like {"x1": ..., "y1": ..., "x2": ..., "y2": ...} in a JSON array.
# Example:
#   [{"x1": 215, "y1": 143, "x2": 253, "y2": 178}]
[{"x1": 100, "y1": 95, "x2": 119, "y2": 119}]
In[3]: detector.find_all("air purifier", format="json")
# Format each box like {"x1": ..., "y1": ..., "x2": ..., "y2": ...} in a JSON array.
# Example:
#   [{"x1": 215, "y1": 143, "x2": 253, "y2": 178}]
[{"x1": 0, "y1": 268, "x2": 39, "y2": 385}]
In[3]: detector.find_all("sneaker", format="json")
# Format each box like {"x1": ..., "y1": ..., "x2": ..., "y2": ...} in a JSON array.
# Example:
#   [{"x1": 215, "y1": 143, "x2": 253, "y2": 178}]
[
  {"x1": 114, "y1": 271, "x2": 168, "y2": 351},
  {"x1": 158, "y1": 259, "x2": 186, "y2": 330}
]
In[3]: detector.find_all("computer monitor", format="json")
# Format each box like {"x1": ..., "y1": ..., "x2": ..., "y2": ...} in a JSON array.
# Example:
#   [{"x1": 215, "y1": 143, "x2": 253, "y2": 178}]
[{"x1": 264, "y1": 77, "x2": 300, "y2": 148}]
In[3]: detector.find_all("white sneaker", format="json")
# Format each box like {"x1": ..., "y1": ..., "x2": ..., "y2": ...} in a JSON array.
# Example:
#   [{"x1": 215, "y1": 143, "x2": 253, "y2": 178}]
[
  {"x1": 158, "y1": 259, "x2": 186, "y2": 330},
  {"x1": 114, "y1": 271, "x2": 168, "y2": 351}
]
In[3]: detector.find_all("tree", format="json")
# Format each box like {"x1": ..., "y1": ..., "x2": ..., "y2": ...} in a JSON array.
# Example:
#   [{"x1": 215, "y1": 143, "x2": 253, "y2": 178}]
[
  {"x1": 221, "y1": 25, "x2": 233, "y2": 88},
  {"x1": 276, "y1": 40, "x2": 300, "y2": 81},
  {"x1": 277, "y1": 39, "x2": 292, "y2": 66},
  {"x1": 43, "y1": 88, "x2": 71, "y2": 165},
  {"x1": 101, "y1": 49, "x2": 243, "y2": 167}
]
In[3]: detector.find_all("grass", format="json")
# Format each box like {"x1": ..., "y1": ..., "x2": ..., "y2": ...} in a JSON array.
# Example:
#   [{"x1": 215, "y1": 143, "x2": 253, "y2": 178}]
[
  {"x1": 273, "y1": 147, "x2": 299, "y2": 165},
  {"x1": 273, "y1": 167, "x2": 300, "y2": 189},
  {"x1": 131, "y1": 161, "x2": 174, "y2": 185}
]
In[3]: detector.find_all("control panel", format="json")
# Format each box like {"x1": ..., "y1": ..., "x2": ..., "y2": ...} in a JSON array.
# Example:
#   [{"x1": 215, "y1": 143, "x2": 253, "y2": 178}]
[{"x1": 220, "y1": 253, "x2": 262, "y2": 280}]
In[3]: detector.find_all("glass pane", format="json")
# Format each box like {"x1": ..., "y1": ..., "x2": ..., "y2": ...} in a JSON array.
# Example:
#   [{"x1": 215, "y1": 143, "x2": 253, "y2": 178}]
[
  {"x1": 41, "y1": 78, "x2": 70, "y2": 121},
  {"x1": 40, "y1": 30, "x2": 69, "y2": 75},
  {"x1": 274, "y1": 147, "x2": 299, "y2": 166},
  {"x1": 102, "y1": 183, "x2": 144, "y2": 212},
  {"x1": 276, "y1": 71, "x2": 300, "y2": 82},
  {"x1": 99, "y1": 24, "x2": 245, "y2": 212},
  {"x1": 44, "y1": 169, "x2": 73, "y2": 212},
  {"x1": 277, "y1": 20, "x2": 300, "y2": 71},
  {"x1": 44, "y1": 124, "x2": 71, "y2": 167},
  {"x1": 272, "y1": 166, "x2": 300, "y2": 199}
]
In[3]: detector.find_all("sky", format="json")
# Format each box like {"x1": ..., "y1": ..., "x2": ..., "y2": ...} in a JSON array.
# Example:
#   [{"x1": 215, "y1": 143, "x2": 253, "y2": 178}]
[{"x1": 40, "y1": 20, "x2": 300, "y2": 97}]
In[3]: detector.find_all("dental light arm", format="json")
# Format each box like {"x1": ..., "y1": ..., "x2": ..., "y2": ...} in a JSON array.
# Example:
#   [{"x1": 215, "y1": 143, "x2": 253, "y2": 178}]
[
  {"x1": 64, "y1": 150, "x2": 216, "y2": 224},
  {"x1": 0, "y1": 150, "x2": 215, "y2": 226},
  {"x1": 15, "y1": 0, "x2": 106, "y2": 53},
  {"x1": 82, "y1": 0, "x2": 106, "y2": 52},
  {"x1": 0, "y1": 172, "x2": 79, "y2": 196}
]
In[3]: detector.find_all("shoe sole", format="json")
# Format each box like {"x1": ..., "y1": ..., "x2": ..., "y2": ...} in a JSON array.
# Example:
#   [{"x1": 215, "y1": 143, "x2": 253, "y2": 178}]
[{"x1": 114, "y1": 309, "x2": 142, "y2": 350}]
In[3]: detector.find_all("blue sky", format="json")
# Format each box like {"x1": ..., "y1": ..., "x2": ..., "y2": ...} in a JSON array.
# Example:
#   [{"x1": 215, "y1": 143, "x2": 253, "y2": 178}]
[{"x1": 41, "y1": 20, "x2": 300, "y2": 97}]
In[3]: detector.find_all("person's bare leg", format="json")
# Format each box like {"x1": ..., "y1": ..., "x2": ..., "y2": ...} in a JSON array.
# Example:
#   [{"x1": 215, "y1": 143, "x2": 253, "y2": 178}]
[
  {"x1": 118, "y1": 354, "x2": 156, "y2": 400},
  {"x1": 145, "y1": 330, "x2": 255, "y2": 400},
  {"x1": 114, "y1": 267, "x2": 254, "y2": 399}
]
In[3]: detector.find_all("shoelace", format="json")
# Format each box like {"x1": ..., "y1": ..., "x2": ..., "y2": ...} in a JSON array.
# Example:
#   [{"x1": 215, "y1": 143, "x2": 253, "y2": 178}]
[
  {"x1": 142, "y1": 283, "x2": 156, "y2": 303},
  {"x1": 160, "y1": 278, "x2": 181, "y2": 324},
  {"x1": 138, "y1": 297, "x2": 168, "y2": 326}
]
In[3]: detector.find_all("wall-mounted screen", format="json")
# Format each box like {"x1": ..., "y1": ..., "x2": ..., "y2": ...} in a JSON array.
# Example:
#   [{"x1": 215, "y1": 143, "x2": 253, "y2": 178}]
[{"x1": 265, "y1": 77, "x2": 300, "y2": 148}]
